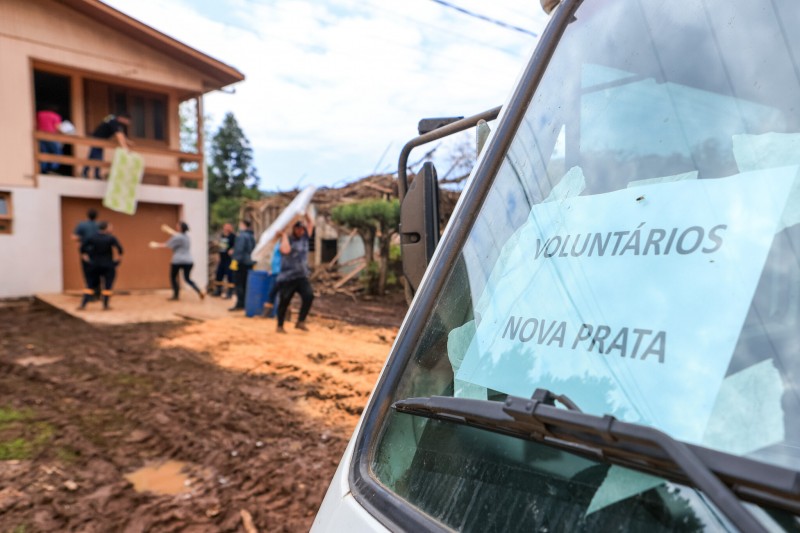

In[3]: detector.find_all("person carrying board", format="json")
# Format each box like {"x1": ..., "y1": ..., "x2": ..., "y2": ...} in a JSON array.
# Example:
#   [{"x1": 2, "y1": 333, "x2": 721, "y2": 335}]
[{"x1": 275, "y1": 213, "x2": 315, "y2": 333}]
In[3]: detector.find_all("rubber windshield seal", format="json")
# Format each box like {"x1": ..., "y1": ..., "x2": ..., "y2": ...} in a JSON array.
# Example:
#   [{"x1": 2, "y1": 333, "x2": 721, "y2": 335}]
[{"x1": 348, "y1": 0, "x2": 586, "y2": 530}]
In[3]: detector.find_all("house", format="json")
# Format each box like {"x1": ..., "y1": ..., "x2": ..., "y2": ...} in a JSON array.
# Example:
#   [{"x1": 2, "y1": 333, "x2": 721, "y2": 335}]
[{"x1": 0, "y1": 0, "x2": 244, "y2": 298}]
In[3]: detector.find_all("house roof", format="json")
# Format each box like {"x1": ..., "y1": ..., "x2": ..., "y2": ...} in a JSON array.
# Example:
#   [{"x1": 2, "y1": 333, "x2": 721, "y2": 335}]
[{"x1": 56, "y1": 0, "x2": 245, "y2": 91}]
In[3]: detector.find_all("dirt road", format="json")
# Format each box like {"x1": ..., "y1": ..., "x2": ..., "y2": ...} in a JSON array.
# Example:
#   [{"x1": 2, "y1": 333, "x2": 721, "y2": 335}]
[{"x1": 0, "y1": 297, "x2": 399, "y2": 532}]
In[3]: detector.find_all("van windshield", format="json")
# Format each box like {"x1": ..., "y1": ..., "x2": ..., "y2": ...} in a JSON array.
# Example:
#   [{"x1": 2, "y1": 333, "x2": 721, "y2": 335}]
[{"x1": 370, "y1": 0, "x2": 800, "y2": 530}]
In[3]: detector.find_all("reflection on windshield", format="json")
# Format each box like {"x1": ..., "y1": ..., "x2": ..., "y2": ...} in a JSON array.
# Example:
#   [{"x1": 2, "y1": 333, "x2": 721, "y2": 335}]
[
  {"x1": 455, "y1": 0, "x2": 800, "y2": 469},
  {"x1": 371, "y1": 0, "x2": 800, "y2": 529},
  {"x1": 456, "y1": 169, "x2": 794, "y2": 443}
]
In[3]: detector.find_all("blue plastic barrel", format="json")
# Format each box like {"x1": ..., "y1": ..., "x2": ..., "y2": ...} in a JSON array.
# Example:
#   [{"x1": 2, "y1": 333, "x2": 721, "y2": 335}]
[
  {"x1": 245, "y1": 270, "x2": 272, "y2": 317},
  {"x1": 264, "y1": 273, "x2": 277, "y2": 318}
]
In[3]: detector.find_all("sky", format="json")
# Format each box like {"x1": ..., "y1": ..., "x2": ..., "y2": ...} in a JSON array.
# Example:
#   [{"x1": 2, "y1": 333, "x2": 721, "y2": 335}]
[{"x1": 103, "y1": 0, "x2": 551, "y2": 191}]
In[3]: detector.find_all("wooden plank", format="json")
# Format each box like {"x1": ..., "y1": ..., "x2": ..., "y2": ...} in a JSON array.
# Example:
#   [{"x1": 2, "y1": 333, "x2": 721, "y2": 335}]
[
  {"x1": 333, "y1": 262, "x2": 366, "y2": 289},
  {"x1": 144, "y1": 167, "x2": 203, "y2": 179},
  {"x1": 337, "y1": 256, "x2": 367, "y2": 268},
  {"x1": 363, "y1": 182, "x2": 394, "y2": 194},
  {"x1": 240, "y1": 509, "x2": 258, "y2": 533},
  {"x1": 36, "y1": 154, "x2": 203, "y2": 180},
  {"x1": 326, "y1": 229, "x2": 358, "y2": 268},
  {"x1": 38, "y1": 154, "x2": 111, "y2": 167}
]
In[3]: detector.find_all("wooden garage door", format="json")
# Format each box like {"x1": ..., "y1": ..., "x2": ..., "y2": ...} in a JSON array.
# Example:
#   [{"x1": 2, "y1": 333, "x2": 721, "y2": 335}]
[{"x1": 61, "y1": 198, "x2": 180, "y2": 291}]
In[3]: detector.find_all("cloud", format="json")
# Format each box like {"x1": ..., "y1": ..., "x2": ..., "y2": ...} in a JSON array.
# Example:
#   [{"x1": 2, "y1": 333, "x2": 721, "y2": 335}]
[{"x1": 103, "y1": 0, "x2": 550, "y2": 188}]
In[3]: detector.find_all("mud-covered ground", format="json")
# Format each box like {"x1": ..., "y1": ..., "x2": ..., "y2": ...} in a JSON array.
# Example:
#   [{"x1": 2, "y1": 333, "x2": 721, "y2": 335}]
[{"x1": 0, "y1": 297, "x2": 402, "y2": 532}]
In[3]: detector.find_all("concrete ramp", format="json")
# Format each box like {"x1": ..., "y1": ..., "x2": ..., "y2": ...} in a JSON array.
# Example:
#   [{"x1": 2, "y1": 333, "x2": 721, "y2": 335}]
[{"x1": 36, "y1": 290, "x2": 237, "y2": 325}]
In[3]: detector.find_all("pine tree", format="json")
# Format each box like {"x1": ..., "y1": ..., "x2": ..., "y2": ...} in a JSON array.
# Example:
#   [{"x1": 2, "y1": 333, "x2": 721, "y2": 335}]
[{"x1": 207, "y1": 112, "x2": 259, "y2": 205}]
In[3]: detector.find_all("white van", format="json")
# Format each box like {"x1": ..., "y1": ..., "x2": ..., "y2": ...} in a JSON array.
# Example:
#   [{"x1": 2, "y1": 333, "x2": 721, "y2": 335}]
[{"x1": 313, "y1": 0, "x2": 800, "y2": 530}]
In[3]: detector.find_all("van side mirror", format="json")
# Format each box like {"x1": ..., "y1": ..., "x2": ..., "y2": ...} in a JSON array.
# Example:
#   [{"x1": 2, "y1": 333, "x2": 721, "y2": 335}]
[
  {"x1": 418, "y1": 116, "x2": 464, "y2": 135},
  {"x1": 400, "y1": 162, "x2": 440, "y2": 292}
]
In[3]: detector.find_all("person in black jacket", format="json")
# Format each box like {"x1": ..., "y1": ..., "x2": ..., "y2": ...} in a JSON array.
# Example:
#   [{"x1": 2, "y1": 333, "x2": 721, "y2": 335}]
[
  {"x1": 81, "y1": 113, "x2": 132, "y2": 180},
  {"x1": 71, "y1": 207, "x2": 99, "y2": 295},
  {"x1": 213, "y1": 222, "x2": 236, "y2": 298},
  {"x1": 229, "y1": 219, "x2": 255, "y2": 311},
  {"x1": 78, "y1": 221, "x2": 123, "y2": 310}
]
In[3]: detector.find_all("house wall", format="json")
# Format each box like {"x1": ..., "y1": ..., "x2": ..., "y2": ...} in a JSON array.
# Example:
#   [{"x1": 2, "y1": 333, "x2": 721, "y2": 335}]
[
  {"x1": 0, "y1": 0, "x2": 214, "y2": 297},
  {"x1": 0, "y1": 177, "x2": 207, "y2": 298},
  {"x1": 0, "y1": 0, "x2": 207, "y2": 188}
]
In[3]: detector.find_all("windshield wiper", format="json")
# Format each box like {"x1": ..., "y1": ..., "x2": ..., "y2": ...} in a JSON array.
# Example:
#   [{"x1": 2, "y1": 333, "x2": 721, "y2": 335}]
[{"x1": 394, "y1": 389, "x2": 800, "y2": 532}]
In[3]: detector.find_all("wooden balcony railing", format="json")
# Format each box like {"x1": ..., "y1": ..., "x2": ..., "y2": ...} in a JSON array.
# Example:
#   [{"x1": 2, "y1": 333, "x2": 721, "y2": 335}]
[{"x1": 34, "y1": 131, "x2": 204, "y2": 189}]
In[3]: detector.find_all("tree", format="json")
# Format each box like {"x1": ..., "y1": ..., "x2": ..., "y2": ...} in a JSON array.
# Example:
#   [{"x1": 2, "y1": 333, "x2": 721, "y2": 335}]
[
  {"x1": 207, "y1": 112, "x2": 259, "y2": 205},
  {"x1": 332, "y1": 199, "x2": 400, "y2": 295},
  {"x1": 179, "y1": 98, "x2": 200, "y2": 154},
  {"x1": 208, "y1": 187, "x2": 262, "y2": 231},
  {"x1": 439, "y1": 131, "x2": 476, "y2": 189}
]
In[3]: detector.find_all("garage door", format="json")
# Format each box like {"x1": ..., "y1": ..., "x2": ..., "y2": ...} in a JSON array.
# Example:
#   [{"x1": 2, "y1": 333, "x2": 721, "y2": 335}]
[{"x1": 61, "y1": 198, "x2": 180, "y2": 291}]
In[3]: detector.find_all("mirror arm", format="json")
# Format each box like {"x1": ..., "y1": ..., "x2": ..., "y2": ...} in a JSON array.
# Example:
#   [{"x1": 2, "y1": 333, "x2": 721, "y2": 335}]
[{"x1": 397, "y1": 106, "x2": 501, "y2": 202}]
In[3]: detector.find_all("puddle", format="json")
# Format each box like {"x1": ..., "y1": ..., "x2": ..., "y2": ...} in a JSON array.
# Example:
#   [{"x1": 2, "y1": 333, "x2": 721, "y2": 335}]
[
  {"x1": 15, "y1": 356, "x2": 63, "y2": 367},
  {"x1": 124, "y1": 460, "x2": 192, "y2": 495}
]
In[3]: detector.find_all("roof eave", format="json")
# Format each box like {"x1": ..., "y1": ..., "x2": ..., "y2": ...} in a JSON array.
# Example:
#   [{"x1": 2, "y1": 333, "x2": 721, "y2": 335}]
[{"x1": 56, "y1": 0, "x2": 245, "y2": 91}]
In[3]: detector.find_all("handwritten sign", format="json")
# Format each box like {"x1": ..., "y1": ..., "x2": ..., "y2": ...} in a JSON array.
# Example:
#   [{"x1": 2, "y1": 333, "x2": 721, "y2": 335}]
[{"x1": 456, "y1": 168, "x2": 795, "y2": 442}]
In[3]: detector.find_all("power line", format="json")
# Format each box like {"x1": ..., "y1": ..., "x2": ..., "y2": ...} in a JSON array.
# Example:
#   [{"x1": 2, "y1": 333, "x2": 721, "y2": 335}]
[
  {"x1": 360, "y1": 0, "x2": 515, "y2": 55},
  {"x1": 482, "y1": 1, "x2": 542, "y2": 25},
  {"x1": 237, "y1": 0, "x2": 526, "y2": 80},
  {"x1": 427, "y1": 0, "x2": 538, "y2": 37}
]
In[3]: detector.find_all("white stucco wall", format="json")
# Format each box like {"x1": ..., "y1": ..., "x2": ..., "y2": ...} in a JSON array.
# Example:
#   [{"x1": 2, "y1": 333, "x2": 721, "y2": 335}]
[{"x1": 0, "y1": 176, "x2": 207, "y2": 298}]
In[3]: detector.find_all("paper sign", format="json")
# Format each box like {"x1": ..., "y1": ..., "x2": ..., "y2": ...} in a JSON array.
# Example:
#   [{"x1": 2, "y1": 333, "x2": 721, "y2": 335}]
[
  {"x1": 702, "y1": 359, "x2": 785, "y2": 455},
  {"x1": 586, "y1": 467, "x2": 664, "y2": 515},
  {"x1": 456, "y1": 168, "x2": 796, "y2": 443},
  {"x1": 103, "y1": 149, "x2": 144, "y2": 215}
]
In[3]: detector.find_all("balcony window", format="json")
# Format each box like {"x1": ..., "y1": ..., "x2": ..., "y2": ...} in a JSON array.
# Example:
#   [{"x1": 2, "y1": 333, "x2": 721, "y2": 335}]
[{"x1": 110, "y1": 88, "x2": 168, "y2": 142}]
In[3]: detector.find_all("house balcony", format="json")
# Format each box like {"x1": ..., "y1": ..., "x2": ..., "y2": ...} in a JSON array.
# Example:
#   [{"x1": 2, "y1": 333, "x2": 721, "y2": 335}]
[{"x1": 33, "y1": 131, "x2": 203, "y2": 189}]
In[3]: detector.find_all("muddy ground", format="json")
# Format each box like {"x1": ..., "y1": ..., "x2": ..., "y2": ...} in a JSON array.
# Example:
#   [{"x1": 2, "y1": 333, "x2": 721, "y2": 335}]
[{"x1": 0, "y1": 296, "x2": 403, "y2": 532}]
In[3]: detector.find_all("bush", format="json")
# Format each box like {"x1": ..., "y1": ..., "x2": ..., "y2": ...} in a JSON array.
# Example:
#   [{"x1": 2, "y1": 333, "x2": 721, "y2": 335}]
[{"x1": 332, "y1": 199, "x2": 400, "y2": 295}]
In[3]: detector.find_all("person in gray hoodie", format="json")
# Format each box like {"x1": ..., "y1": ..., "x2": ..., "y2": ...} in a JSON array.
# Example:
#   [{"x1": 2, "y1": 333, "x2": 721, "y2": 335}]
[
  {"x1": 229, "y1": 219, "x2": 256, "y2": 311},
  {"x1": 152, "y1": 221, "x2": 204, "y2": 301}
]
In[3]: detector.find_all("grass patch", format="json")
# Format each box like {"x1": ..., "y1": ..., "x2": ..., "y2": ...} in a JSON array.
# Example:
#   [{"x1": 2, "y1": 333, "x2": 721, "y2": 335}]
[
  {"x1": 0, "y1": 407, "x2": 32, "y2": 424},
  {"x1": 0, "y1": 407, "x2": 54, "y2": 461},
  {"x1": 56, "y1": 447, "x2": 80, "y2": 464}
]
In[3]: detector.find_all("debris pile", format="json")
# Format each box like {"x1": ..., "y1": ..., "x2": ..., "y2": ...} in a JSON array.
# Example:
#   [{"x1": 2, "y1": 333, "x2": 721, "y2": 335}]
[
  {"x1": 241, "y1": 173, "x2": 398, "y2": 238},
  {"x1": 309, "y1": 228, "x2": 364, "y2": 298},
  {"x1": 240, "y1": 173, "x2": 460, "y2": 297}
]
